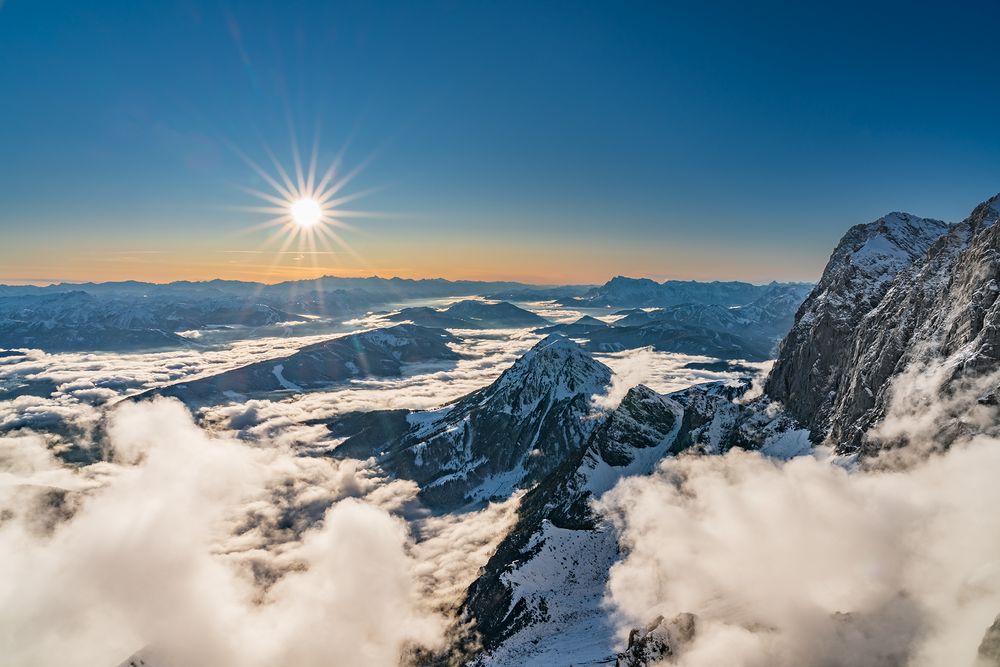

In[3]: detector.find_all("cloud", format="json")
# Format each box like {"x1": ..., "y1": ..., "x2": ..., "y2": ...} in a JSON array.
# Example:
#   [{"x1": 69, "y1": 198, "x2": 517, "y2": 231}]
[
  {"x1": 0, "y1": 394, "x2": 102, "y2": 436},
  {"x1": 410, "y1": 492, "x2": 523, "y2": 614},
  {"x1": 0, "y1": 399, "x2": 448, "y2": 667},
  {"x1": 597, "y1": 438, "x2": 1000, "y2": 666},
  {"x1": 867, "y1": 359, "x2": 1000, "y2": 464},
  {"x1": 591, "y1": 347, "x2": 768, "y2": 410},
  {"x1": 0, "y1": 331, "x2": 341, "y2": 396},
  {"x1": 514, "y1": 300, "x2": 585, "y2": 323},
  {"x1": 0, "y1": 331, "x2": 355, "y2": 445}
]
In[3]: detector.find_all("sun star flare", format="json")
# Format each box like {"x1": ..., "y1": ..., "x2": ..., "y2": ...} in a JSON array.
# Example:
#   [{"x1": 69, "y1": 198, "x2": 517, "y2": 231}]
[{"x1": 232, "y1": 137, "x2": 380, "y2": 277}]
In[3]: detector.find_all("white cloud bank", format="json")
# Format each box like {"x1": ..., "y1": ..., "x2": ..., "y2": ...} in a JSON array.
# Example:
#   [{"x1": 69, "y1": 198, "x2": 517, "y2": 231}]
[
  {"x1": 599, "y1": 366, "x2": 1000, "y2": 667},
  {"x1": 0, "y1": 399, "x2": 447, "y2": 667}
]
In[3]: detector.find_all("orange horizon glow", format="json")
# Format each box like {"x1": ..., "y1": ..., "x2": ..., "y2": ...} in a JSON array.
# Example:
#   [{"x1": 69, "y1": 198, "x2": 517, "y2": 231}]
[{"x1": 0, "y1": 242, "x2": 823, "y2": 287}]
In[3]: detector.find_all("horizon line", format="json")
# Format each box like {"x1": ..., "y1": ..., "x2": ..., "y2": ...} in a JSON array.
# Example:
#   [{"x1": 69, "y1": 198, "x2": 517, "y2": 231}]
[{"x1": 0, "y1": 273, "x2": 816, "y2": 289}]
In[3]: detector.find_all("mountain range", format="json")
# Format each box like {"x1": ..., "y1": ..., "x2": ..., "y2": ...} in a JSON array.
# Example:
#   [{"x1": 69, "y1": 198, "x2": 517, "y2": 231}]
[
  {"x1": 0, "y1": 275, "x2": 810, "y2": 353},
  {"x1": 569, "y1": 277, "x2": 813, "y2": 309},
  {"x1": 0, "y1": 277, "x2": 538, "y2": 352},
  {"x1": 397, "y1": 192, "x2": 1000, "y2": 664},
  {"x1": 536, "y1": 282, "x2": 811, "y2": 360}
]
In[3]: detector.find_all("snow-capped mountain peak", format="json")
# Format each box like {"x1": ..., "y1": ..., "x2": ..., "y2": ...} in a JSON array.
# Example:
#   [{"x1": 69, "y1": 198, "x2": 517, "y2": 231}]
[
  {"x1": 486, "y1": 334, "x2": 612, "y2": 414},
  {"x1": 828, "y1": 211, "x2": 951, "y2": 290},
  {"x1": 332, "y1": 333, "x2": 614, "y2": 510}
]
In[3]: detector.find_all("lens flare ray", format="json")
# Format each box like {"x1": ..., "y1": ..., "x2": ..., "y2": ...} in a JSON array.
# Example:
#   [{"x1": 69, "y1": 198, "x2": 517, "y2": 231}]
[{"x1": 235, "y1": 138, "x2": 380, "y2": 278}]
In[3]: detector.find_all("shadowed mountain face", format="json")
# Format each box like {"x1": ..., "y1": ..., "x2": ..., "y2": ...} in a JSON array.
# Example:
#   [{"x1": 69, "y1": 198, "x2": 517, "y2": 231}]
[
  {"x1": 766, "y1": 195, "x2": 1000, "y2": 452},
  {"x1": 334, "y1": 334, "x2": 612, "y2": 509},
  {"x1": 387, "y1": 300, "x2": 549, "y2": 329},
  {"x1": 535, "y1": 285, "x2": 810, "y2": 360},
  {"x1": 571, "y1": 277, "x2": 812, "y2": 310},
  {"x1": 138, "y1": 324, "x2": 461, "y2": 404}
]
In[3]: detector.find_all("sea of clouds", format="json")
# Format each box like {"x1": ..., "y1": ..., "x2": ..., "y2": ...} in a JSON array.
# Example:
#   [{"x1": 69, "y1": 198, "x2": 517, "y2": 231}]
[
  {"x1": 0, "y1": 323, "x2": 542, "y2": 665},
  {"x1": 0, "y1": 393, "x2": 531, "y2": 666},
  {"x1": 0, "y1": 303, "x2": 763, "y2": 667}
]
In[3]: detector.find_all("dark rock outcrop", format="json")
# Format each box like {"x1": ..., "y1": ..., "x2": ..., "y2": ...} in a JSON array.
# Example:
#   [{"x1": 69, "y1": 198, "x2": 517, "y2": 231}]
[
  {"x1": 766, "y1": 196, "x2": 1000, "y2": 452},
  {"x1": 615, "y1": 613, "x2": 698, "y2": 667}
]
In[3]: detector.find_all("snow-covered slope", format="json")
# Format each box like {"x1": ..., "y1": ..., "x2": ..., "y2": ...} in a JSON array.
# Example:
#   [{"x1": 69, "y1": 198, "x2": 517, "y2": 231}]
[
  {"x1": 460, "y1": 385, "x2": 682, "y2": 661},
  {"x1": 336, "y1": 334, "x2": 613, "y2": 509}
]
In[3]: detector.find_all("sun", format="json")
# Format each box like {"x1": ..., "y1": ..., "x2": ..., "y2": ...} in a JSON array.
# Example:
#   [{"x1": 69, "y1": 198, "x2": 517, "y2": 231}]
[
  {"x1": 231, "y1": 134, "x2": 383, "y2": 278},
  {"x1": 290, "y1": 197, "x2": 322, "y2": 227}
]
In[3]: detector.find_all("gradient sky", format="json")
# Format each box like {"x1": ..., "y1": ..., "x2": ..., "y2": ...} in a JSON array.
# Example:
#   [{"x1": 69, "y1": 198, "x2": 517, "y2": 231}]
[{"x1": 2, "y1": 0, "x2": 999, "y2": 285}]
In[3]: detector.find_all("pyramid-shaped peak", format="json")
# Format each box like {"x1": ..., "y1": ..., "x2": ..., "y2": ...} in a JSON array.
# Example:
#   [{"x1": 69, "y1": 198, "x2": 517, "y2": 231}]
[
  {"x1": 573, "y1": 315, "x2": 609, "y2": 326},
  {"x1": 485, "y1": 334, "x2": 611, "y2": 411}
]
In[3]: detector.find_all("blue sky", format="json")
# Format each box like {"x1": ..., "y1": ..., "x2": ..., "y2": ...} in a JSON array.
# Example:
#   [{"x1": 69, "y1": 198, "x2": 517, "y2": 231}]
[{"x1": 1, "y1": 0, "x2": 999, "y2": 284}]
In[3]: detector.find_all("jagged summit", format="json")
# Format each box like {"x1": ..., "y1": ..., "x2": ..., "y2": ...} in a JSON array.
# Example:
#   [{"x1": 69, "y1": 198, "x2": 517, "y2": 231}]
[
  {"x1": 765, "y1": 208, "x2": 951, "y2": 439},
  {"x1": 334, "y1": 333, "x2": 613, "y2": 509},
  {"x1": 767, "y1": 192, "x2": 1000, "y2": 450},
  {"x1": 827, "y1": 211, "x2": 951, "y2": 287},
  {"x1": 976, "y1": 191, "x2": 1000, "y2": 220}
]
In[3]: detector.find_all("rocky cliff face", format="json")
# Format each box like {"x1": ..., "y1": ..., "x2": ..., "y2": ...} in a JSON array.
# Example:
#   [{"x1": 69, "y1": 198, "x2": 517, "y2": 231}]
[
  {"x1": 765, "y1": 197, "x2": 1000, "y2": 451},
  {"x1": 614, "y1": 613, "x2": 698, "y2": 667}
]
